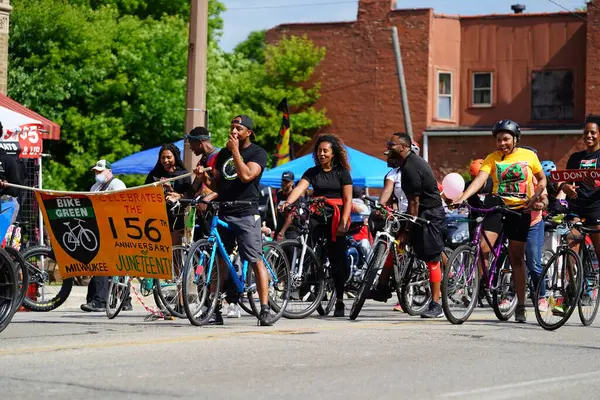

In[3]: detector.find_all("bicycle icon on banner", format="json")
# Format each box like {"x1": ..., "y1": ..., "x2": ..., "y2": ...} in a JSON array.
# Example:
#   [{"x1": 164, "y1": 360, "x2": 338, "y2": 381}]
[{"x1": 62, "y1": 218, "x2": 99, "y2": 252}]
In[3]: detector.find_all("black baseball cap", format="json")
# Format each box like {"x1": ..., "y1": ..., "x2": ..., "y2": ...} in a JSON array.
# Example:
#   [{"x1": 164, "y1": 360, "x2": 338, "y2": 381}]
[
  {"x1": 281, "y1": 171, "x2": 295, "y2": 182},
  {"x1": 184, "y1": 126, "x2": 210, "y2": 141},
  {"x1": 232, "y1": 115, "x2": 254, "y2": 131}
]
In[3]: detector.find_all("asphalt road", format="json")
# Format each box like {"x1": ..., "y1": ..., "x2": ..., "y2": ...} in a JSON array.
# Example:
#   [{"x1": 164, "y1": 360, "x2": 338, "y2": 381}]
[{"x1": 2, "y1": 292, "x2": 600, "y2": 400}]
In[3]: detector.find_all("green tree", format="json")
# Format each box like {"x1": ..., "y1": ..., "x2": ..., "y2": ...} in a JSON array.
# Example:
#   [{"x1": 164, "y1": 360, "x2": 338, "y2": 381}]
[
  {"x1": 234, "y1": 30, "x2": 266, "y2": 64},
  {"x1": 222, "y1": 34, "x2": 330, "y2": 162}
]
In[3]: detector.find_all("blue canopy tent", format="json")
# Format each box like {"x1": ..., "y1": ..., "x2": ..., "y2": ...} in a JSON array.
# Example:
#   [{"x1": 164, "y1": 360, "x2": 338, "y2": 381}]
[
  {"x1": 111, "y1": 140, "x2": 184, "y2": 175},
  {"x1": 260, "y1": 146, "x2": 390, "y2": 188}
]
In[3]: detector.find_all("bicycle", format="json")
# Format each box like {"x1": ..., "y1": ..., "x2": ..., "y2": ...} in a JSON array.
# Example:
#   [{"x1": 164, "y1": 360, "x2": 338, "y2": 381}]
[
  {"x1": 181, "y1": 198, "x2": 291, "y2": 326},
  {"x1": 441, "y1": 204, "x2": 526, "y2": 324},
  {"x1": 349, "y1": 197, "x2": 431, "y2": 320},
  {"x1": 0, "y1": 246, "x2": 16, "y2": 333},
  {"x1": 533, "y1": 214, "x2": 593, "y2": 330},
  {"x1": 61, "y1": 218, "x2": 98, "y2": 252}
]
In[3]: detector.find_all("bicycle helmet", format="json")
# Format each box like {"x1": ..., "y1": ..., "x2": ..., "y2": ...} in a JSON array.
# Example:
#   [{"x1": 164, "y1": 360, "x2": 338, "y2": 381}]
[
  {"x1": 541, "y1": 160, "x2": 557, "y2": 177},
  {"x1": 411, "y1": 141, "x2": 420, "y2": 155},
  {"x1": 492, "y1": 119, "x2": 521, "y2": 142},
  {"x1": 469, "y1": 159, "x2": 484, "y2": 177}
]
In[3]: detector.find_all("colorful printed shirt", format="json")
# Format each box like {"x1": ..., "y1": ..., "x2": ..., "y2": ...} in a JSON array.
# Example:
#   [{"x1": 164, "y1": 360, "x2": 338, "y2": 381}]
[{"x1": 480, "y1": 148, "x2": 543, "y2": 208}]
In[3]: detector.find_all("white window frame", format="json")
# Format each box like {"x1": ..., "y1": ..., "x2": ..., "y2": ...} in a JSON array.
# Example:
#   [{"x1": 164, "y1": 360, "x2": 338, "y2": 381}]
[
  {"x1": 472, "y1": 72, "x2": 493, "y2": 107},
  {"x1": 436, "y1": 70, "x2": 453, "y2": 120}
]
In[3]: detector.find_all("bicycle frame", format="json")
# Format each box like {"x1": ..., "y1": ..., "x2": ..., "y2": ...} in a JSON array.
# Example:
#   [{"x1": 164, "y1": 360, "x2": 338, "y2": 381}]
[
  {"x1": 468, "y1": 219, "x2": 506, "y2": 290},
  {"x1": 201, "y1": 212, "x2": 279, "y2": 294}
]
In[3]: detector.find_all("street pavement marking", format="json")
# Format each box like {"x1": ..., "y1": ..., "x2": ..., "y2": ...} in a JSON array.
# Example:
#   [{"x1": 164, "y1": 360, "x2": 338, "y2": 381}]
[
  {"x1": 440, "y1": 370, "x2": 600, "y2": 398},
  {"x1": 0, "y1": 316, "x2": 498, "y2": 356}
]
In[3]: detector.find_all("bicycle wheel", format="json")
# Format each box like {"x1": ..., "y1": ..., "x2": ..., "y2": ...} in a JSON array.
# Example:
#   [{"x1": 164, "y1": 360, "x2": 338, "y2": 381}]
[
  {"x1": 182, "y1": 239, "x2": 221, "y2": 326},
  {"x1": 247, "y1": 241, "x2": 291, "y2": 325},
  {"x1": 491, "y1": 250, "x2": 518, "y2": 321},
  {"x1": 400, "y1": 257, "x2": 432, "y2": 316},
  {"x1": 0, "y1": 247, "x2": 16, "y2": 333},
  {"x1": 20, "y1": 246, "x2": 73, "y2": 312},
  {"x1": 441, "y1": 245, "x2": 479, "y2": 324},
  {"x1": 349, "y1": 241, "x2": 386, "y2": 320},
  {"x1": 578, "y1": 247, "x2": 600, "y2": 326},
  {"x1": 154, "y1": 245, "x2": 187, "y2": 319},
  {"x1": 106, "y1": 276, "x2": 130, "y2": 319},
  {"x1": 534, "y1": 248, "x2": 583, "y2": 331},
  {"x1": 280, "y1": 239, "x2": 325, "y2": 319},
  {"x1": 5, "y1": 246, "x2": 28, "y2": 311}
]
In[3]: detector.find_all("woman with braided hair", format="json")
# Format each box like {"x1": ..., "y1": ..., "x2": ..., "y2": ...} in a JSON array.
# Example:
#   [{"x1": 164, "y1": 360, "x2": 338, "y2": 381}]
[
  {"x1": 145, "y1": 143, "x2": 193, "y2": 244},
  {"x1": 282, "y1": 133, "x2": 353, "y2": 317}
]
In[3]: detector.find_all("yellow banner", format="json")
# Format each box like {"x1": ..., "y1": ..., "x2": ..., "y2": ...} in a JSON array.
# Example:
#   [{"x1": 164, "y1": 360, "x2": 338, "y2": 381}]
[
  {"x1": 276, "y1": 128, "x2": 291, "y2": 166},
  {"x1": 35, "y1": 185, "x2": 173, "y2": 279}
]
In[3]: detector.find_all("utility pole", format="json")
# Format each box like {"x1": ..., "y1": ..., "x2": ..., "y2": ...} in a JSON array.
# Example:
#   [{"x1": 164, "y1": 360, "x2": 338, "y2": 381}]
[
  {"x1": 184, "y1": 0, "x2": 209, "y2": 172},
  {"x1": 390, "y1": 26, "x2": 413, "y2": 140}
]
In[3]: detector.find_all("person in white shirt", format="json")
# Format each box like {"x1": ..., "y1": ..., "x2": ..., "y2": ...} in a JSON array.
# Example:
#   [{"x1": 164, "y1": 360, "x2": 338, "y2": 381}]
[{"x1": 81, "y1": 159, "x2": 128, "y2": 312}]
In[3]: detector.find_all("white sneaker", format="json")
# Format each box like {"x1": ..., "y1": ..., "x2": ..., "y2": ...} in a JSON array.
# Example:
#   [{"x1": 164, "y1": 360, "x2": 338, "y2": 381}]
[{"x1": 226, "y1": 303, "x2": 241, "y2": 318}]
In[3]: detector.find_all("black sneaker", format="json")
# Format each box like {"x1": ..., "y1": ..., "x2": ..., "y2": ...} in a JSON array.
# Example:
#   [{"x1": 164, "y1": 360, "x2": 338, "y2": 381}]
[
  {"x1": 515, "y1": 305, "x2": 526, "y2": 323},
  {"x1": 208, "y1": 311, "x2": 224, "y2": 325},
  {"x1": 81, "y1": 301, "x2": 106, "y2": 312},
  {"x1": 333, "y1": 301, "x2": 344, "y2": 317},
  {"x1": 420, "y1": 301, "x2": 443, "y2": 318},
  {"x1": 258, "y1": 309, "x2": 273, "y2": 326},
  {"x1": 370, "y1": 286, "x2": 393, "y2": 303}
]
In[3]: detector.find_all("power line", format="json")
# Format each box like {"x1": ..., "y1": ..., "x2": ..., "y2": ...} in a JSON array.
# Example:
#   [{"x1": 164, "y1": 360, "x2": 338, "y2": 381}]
[
  {"x1": 226, "y1": 0, "x2": 356, "y2": 11},
  {"x1": 546, "y1": 0, "x2": 588, "y2": 21}
]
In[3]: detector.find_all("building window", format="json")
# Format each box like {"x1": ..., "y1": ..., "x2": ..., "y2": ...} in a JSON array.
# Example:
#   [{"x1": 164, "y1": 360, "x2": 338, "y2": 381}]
[
  {"x1": 531, "y1": 70, "x2": 574, "y2": 121},
  {"x1": 472, "y1": 72, "x2": 492, "y2": 106},
  {"x1": 437, "y1": 71, "x2": 452, "y2": 120}
]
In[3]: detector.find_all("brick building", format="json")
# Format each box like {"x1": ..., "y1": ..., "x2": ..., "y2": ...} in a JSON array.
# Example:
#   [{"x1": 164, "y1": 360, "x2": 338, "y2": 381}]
[{"x1": 266, "y1": 0, "x2": 596, "y2": 178}]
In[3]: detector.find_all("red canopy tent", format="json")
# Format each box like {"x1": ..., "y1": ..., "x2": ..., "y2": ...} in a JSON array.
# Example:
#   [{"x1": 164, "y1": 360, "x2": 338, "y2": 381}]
[
  {"x1": 0, "y1": 93, "x2": 60, "y2": 158},
  {"x1": 0, "y1": 93, "x2": 61, "y2": 246}
]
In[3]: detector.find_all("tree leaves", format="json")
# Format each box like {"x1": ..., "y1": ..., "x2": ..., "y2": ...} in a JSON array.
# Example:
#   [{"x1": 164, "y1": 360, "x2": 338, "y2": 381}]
[{"x1": 8, "y1": 0, "x2": 329, "y2": 190}]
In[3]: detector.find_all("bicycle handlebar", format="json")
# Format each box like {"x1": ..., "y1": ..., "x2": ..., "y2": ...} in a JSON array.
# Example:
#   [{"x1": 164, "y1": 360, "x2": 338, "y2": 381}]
[{"x1": 360, "y1": 195, "x2": 430, "y2": 225}]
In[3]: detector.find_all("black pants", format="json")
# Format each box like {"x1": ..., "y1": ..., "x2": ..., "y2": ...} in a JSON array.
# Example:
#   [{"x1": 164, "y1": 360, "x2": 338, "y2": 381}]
[
  {"x1": 86, "y1": 276, "x2": 131, "y2": 307},
  {"x1": 310, "y1": 218, "x2": 347, "y2": 301},
  {"x1": 86, "y1": 276, "x2": 109, "y2": 306}
]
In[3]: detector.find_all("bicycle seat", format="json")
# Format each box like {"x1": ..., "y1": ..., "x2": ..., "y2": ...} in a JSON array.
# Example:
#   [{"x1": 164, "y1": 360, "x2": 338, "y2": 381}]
[{"x1": 63, "y1": 221, "x2": 71, "y2": 227}]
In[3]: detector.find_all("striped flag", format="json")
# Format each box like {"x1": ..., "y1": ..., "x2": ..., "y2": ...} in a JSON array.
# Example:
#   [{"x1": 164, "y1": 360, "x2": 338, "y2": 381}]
[{"x1": 274, "y1": 98, "x2": 292, "y2": 166}]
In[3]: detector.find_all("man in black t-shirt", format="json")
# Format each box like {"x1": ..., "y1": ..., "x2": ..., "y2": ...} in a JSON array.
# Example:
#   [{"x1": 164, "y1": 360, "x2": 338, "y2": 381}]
[
  {"x1": 274, "y1": 171, "x2": 302, "y2": 241},
  {"x1": 197, "y1": 114, "x2": 273, "y2": 326},
  {"x1": 391, "y1": 132, "x2": 447, "y2": 318}
]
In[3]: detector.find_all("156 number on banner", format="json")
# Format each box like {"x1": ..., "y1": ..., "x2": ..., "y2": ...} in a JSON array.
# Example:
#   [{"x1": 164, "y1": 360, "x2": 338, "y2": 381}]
[{"x1": 36, "y1": 186, "x2": 173, "y2": 279}]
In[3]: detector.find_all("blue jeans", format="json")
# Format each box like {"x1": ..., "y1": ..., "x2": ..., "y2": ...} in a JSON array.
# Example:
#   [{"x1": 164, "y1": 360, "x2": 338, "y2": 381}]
[{"x1": 526, "y1": 220, "x2": 545, "y2": 298}]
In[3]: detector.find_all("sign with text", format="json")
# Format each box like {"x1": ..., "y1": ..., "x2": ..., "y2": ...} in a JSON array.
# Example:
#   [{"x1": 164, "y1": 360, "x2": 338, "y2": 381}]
[
  {"x1": 550, "y1": 169, "x2": 600, "y2": 183},
  {"x1": 35, "y1": 186, "x2": 172, "y2": 279},
  {"x1": 4, "y1": 124, "x2": 43, "y2": 158}
]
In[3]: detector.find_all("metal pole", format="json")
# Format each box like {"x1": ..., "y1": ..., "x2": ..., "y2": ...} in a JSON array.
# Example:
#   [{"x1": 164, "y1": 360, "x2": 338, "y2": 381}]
[
  {"x1": 267, "y1": 187, "x2": 277, "y2": 230},
  {"x1": 390, "y1": 26, "x2": 413, "y2": 139},
  {"x1": 38, "y1": 156, "x2": 43, "y2": 246},
  {"x1": 184, "y1": 0, "x2": 209, "y2": 173},
  {"x1": 423, "y1": 133, "x2": 429, "y2": 162}
]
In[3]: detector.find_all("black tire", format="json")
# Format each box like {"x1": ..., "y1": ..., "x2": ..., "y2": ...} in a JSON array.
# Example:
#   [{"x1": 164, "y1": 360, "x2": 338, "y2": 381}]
[
  {"x1": 154, "y1": 245, "x2": 187, "y2": 319},
  {"x1": 349, "y1": 242, "x2": 387, "y2": 320},
  {"x1": 534, "y1": 248, "x2": 583, "y2": 331},
  {"x1": 6, "y1": 246, "x2": 28, "y2": 311},
  {"x1": 578, "y1": 246, "x2": 600, "y2": 326},
  {"x1": 441, "y1": 245, "x2": 479, "y2": 324},
  {"x1": 279, "y1": 239, "x2": 325, "y2": 319},
  {"x1": 247, "y1": 241, "x2": 291, "y2": 325},
  {"x1": 0, "y1": 247, "x2": 17, "y2": 333},
  {"x1": 20, "y1": 246, "x2": 73, "y2": 312},
  {"x1": 491, "y1": 250, "x2": 518, "y2": 321},
  {"x1": 106, "y1": 276, "x2": 130, "y2": 319},
  {"x1": 182, "y1": 239, "x2": 221, "y2": 326},
  {"x1": 400, "y1": 257, "x2": 432, "y2": 316}
]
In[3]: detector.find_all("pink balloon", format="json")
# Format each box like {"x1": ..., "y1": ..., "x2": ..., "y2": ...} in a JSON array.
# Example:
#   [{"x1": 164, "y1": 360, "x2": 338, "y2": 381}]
[{"x1": 442, "y1": 173, "x2": 465, "y2": 200}]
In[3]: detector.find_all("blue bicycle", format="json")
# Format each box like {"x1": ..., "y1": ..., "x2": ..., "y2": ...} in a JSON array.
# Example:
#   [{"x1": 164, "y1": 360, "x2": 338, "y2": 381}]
[{"x1": 181, "y1": 199, "x2": 291, "y2": 326}]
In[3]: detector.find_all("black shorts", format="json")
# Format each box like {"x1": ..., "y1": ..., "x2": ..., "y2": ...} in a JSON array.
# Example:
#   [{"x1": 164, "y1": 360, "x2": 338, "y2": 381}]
[
  {"x1": 570, "y1": 206, "x2": 600, "y2": 227},
  {"x1": 410, "y1": 207, "x2": 446, "y2": 263},
  {"x1": 481, "y1": 197, "x2": 531, "y2": 242}
]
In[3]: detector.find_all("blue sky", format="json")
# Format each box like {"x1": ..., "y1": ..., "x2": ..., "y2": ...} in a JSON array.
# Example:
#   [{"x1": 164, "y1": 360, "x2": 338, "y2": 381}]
[{"x1": 219, "y1": 0, "x2": 586, "y2": 52}]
